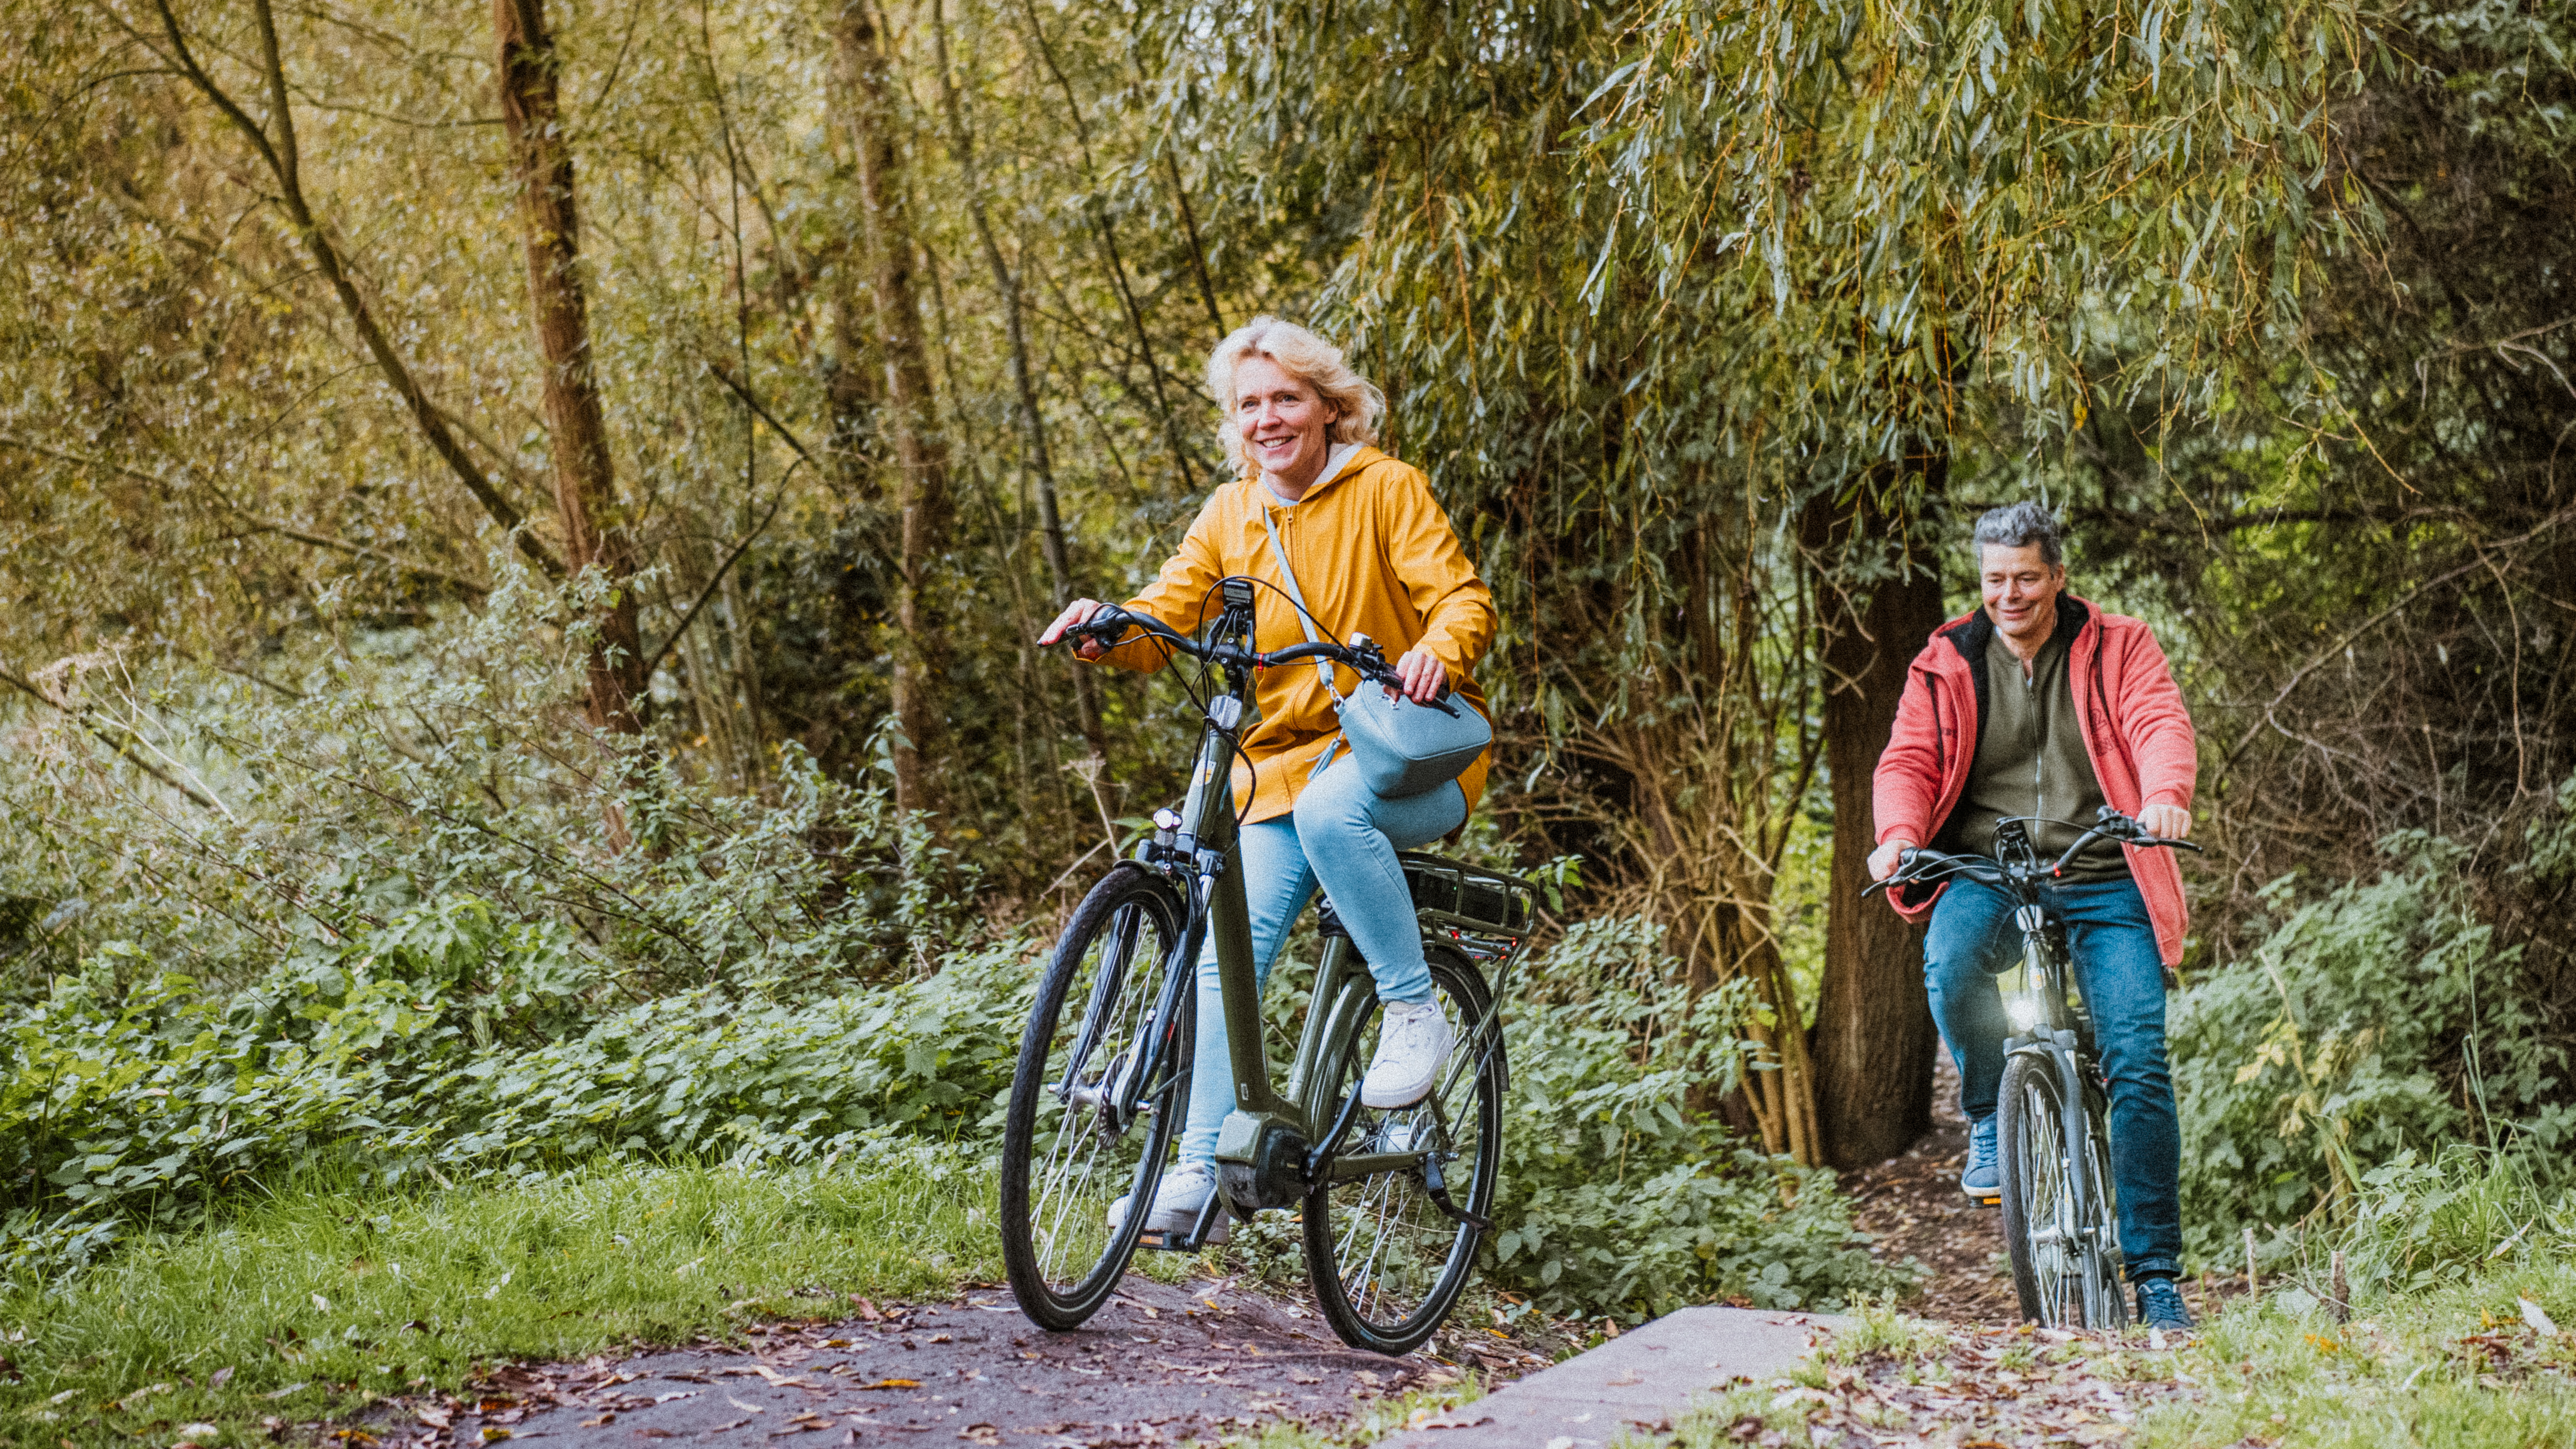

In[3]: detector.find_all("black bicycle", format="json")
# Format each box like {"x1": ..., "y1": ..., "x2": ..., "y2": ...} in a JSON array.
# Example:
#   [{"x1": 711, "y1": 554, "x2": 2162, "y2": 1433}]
[
  {"x1": 1867, "y1": 808, "x2": 2199, "y2": 1328},
  {"x1": 1000, "y1": 579, "x2": 1531, "y2": 1354}
]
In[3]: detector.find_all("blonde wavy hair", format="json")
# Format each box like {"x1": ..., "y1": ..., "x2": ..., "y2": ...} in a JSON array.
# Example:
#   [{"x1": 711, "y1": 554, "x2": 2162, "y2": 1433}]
[{"x1": 1204, "y1": 316, "x2": 1385, "y2": 473}]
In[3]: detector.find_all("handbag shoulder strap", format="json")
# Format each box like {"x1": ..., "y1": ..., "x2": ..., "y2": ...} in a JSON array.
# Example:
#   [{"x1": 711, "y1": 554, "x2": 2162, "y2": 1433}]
[{"x1": 1257, "y1": 505, "x2": 1344, "y2": 707}]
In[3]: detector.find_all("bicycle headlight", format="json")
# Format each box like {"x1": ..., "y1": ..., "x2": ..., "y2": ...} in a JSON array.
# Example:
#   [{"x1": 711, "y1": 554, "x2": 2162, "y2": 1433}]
[{"x1": 2005, "y1": 995, "x2": 2046, "y2": 1032}]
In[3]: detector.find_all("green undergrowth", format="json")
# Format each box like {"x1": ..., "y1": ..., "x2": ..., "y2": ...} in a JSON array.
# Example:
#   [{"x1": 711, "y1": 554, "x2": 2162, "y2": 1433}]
[
  {"x1": 2145, "y1": 1261, "x2": 2576, "y2": 1444},
  {"x1": 2139, "y1": 1150, "x2": 2576, "y2": 1446},
  {"x1": 0, "y1": 1150, "x2": 995, "y2": 1448}
]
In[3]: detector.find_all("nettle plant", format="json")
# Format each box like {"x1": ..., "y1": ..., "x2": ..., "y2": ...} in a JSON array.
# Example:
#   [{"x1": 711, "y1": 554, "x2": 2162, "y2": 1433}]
[
  {"x1": 0, "y1": 568, "x2": 1016, "y2": 1280},
  {"x1": 1484, "y1": 918, "x2": 1897, "y2": 1320}
]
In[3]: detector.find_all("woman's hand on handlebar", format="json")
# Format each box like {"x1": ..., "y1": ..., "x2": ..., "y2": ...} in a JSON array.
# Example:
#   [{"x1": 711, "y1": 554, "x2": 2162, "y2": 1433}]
[
  {"x1": 2136, "y1": 802, "x2": 2192, "y2": 840},
  {"x1": 1391, "y1": 649, "x2": 1446, "y2": 705},
  {"x1": 1868, "y1": 837, "x2": 1915, "y2": 883},
  {"x1": 1039, "y1": 598, "x2": 1111, "y2": 660}
]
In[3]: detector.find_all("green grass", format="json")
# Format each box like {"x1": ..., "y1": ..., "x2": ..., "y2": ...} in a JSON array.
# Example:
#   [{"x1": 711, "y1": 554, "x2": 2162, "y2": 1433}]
[
  {"x1": 2141, "y1": 1257, "x2": 2576, "y2": 1448},
  {"x1": 3, "y1": 1154, "x2": 999, "y2": 1447}
]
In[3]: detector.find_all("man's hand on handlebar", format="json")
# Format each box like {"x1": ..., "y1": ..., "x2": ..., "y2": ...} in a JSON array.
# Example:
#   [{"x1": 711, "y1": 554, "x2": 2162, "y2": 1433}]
[
  {"x1": 2136, "y1": 802, "x2": 2192, "y2": 840},
  {"x1": 1868, "y1": 837, "x2": 1915, "y2": 883},
  {"x1": 1040, "y1": 598, "x2": 1111, "y2": 661},
  {"x1": 1391, "y1": 649, "x2": 1446, "y2": 705}
]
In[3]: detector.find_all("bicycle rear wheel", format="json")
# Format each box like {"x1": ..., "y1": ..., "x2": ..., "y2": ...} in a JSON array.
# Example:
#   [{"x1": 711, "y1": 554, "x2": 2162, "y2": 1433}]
[
  {"x1": 1998, "y1": 1050, "x2": 2080, "y2": 1325},
  {"x1": 999, "y1": 864, "x2": 1190, "y2": 1330},
  {"x1": 1302, "y1": 948, "x2": 1504, "y2": 1356}
]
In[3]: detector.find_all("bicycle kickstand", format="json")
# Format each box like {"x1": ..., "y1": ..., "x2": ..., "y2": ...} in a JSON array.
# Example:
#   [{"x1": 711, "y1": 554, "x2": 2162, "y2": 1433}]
[{"x1": 1422, "y1": 1153, "x2": 1492, "y2": 1232}]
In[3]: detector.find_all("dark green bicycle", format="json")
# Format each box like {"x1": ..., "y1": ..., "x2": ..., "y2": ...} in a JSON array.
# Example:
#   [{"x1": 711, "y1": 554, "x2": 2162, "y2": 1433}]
[{"x1": 998, "y1": 578, "x2": 1531, "y2": 1354}]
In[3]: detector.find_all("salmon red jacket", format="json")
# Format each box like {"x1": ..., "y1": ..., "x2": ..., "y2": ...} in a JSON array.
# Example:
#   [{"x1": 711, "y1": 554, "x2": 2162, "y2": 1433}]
[{"x1": 1871, "y1": 596, "x2": 2199, "y2": 966}]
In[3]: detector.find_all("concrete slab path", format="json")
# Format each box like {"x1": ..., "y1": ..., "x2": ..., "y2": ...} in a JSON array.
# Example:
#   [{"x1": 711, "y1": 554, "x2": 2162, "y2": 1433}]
[{"x1": 1376, "y1": 1307, "x2": 1842, "y2": 1449}]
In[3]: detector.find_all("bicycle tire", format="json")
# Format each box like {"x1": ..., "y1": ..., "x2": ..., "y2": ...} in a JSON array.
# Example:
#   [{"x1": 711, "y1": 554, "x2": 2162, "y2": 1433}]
[
  {"x1": 1998, "y1": 1050, "x2": 2080, "y2": 1325},
  {"x1": 1302, "y1": 948, "x2": 1504, "y2": 1356},
  {"x1": 999, "y1": 864, "x2": 1191, "y2": 1330},
  {"x1": 2074, "y1": 1083, "x2": 2130, "y2": 1329}
]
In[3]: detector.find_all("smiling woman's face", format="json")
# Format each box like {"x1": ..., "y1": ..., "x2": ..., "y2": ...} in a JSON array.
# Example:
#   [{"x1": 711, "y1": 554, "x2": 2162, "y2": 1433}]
[{"x1": 1233, "y1": 355, "x2": 1335, "y2": 483}]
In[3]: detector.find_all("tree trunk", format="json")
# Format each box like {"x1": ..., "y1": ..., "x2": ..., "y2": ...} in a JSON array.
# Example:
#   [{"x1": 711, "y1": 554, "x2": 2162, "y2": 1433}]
[
  {"x1": 836, "y1": 0, "x2": 951, "y2": 820},
  {"x1": 493, "y1": 0, "x2": 645, "y2": 735},
  {"x1": 1804, "y1": 455, "x2": 1951, "y2": 1170}
]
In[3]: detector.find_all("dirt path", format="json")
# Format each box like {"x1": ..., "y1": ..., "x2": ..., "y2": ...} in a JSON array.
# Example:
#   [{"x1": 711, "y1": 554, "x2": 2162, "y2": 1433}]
[
  {"x1": 1845, "y1": 1055, "x2": 2235, "y2": 1330},
  {"x1": 373, "y1": 1274, "x2": 1556, "y2": 1449},
  {"x1": 1843, "y1": 1056, "x2": 2025, "y2": 1326}
]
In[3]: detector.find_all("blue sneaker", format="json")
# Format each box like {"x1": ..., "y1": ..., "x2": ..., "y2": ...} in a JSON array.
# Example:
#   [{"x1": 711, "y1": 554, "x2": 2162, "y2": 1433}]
[
  {"x1": 2137, "y1": 1275, "x2": 2196, "y2": 1330},
  {"x1": 1960, "y1": 1117, "x2": 2000, "y2": 1198}
]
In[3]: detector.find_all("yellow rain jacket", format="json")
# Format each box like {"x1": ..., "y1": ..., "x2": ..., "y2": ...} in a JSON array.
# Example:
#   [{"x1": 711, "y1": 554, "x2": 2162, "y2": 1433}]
[{"x1": 1096, "y1": 447, "x2": 1497, "y2": 824}]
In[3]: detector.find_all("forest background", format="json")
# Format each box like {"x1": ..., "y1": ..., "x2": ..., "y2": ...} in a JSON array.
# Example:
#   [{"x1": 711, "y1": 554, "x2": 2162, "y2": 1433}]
[{"x1": 2, "y1": 0, "x2": 2574, "y2": 1356}]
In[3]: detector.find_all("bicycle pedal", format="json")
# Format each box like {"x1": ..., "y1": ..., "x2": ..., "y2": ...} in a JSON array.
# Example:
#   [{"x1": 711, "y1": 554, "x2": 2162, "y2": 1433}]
[
  {"x1": 1971, "y1": 1193, "x2": 2002, "y2": 1208},
  {"x1": 1136, "y1": 1193, "x2": 1230, "y2": 1252}
]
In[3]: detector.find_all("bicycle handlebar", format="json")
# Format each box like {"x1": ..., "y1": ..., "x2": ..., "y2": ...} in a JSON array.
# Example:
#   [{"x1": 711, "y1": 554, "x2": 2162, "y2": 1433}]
[
  {"x1": 1053, "y1": 605, "x2": 1459, "y2": 712},
  {"x1": 1861, "y1": 810, "x2": 2203, "y2": 899}
]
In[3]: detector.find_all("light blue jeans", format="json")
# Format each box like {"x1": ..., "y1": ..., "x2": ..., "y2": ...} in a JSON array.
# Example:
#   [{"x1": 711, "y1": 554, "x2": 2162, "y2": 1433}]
[{"x1": 1177, "y1": 758, "x2": 1467, "y2": 1169}]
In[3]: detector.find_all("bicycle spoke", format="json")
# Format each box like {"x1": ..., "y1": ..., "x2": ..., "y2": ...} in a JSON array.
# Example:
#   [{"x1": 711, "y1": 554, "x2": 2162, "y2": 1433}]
[{"x1": 1002, "y1": 868, "x2": 1189, "y2": 1328}]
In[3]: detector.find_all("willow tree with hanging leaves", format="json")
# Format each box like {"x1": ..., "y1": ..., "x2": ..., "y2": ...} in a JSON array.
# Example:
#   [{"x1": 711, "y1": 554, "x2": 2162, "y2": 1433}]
[{"x1": 1152, "y1": 0, "x2": 2382, "y2": 1162}]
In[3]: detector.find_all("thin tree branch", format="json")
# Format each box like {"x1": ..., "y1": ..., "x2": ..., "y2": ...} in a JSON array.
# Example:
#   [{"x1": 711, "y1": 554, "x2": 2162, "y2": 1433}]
[
  {"x1": 147, "y1": 0, "x2": 564, "y2": 578},
  {"x1": 0, "y1": 669, "x2": 223, "y2": 812}
]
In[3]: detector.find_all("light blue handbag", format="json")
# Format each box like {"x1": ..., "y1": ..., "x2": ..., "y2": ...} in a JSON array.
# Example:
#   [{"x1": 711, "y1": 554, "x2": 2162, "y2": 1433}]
[{"x1": 1261, "y1": 509, "x2": 1491, "y2": 799}]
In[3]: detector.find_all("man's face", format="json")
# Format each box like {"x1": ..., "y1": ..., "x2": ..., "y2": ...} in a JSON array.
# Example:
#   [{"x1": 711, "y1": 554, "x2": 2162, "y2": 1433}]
[{"x1": 1980, "y1": 543, "x2": 2066, "y2": 646}]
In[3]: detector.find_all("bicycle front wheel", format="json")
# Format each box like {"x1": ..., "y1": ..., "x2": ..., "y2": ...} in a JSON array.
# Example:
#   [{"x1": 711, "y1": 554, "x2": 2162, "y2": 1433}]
[
  {"x1": 1998, "y1": 1050, "x2": 2080, "y2": 1325},
  {"x1": 2075, "y1": 1083, "x2": 2130, "y2": 1328},
  {"x1": 1302, "y1": 948, "x2": 1504, "y2": 1356},
  {"x1": 999, "y1": 864, "x2": 1191, "y2": 1330}
]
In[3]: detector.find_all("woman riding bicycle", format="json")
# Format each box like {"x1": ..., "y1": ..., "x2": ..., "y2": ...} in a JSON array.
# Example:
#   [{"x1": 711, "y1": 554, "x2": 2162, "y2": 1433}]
[{"x1": 1036, "y1": 316, "x2": 1497, "y2": 1243}]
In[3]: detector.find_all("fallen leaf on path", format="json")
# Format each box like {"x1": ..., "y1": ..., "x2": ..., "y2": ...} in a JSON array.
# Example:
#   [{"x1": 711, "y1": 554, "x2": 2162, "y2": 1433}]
[
  {"x1": 959, "y1": 1425, "x2": 1004, "y2": 1445},
  {"x1": 855, "y1": 1379, "x2": 923, "y2": 1390},
  {"x1": 728, "y1": 1396, "x2": 769, "y2": 1413}
]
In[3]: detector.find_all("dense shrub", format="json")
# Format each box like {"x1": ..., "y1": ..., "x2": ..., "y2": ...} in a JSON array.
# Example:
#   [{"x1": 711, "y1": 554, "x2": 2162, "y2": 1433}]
[
  {"x1": 2174, "y1": 778, "x2": 2576, "y2": 1259},
  {"x1": 0, "y1": 895, "x2": 1030, "y2": 1281},
  {"x1": 1483, "y1": 918, "x2": 1900, "y2": 1320}
]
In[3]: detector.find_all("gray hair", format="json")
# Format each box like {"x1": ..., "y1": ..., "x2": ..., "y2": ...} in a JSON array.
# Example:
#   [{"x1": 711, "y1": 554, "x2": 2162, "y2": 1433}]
[{"x1": 1972, "y1": 501, "x2": 2065, "y2": 567}]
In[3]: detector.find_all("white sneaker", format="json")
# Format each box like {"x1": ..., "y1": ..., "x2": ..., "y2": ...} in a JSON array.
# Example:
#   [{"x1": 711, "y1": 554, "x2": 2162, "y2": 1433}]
[
  {"x1": 1106, "y1": 1163, "x2": 1229, "y2": 1244},
  {"x1": 1361, "y1": 999, "x2": 1455, "y2": 1109}
]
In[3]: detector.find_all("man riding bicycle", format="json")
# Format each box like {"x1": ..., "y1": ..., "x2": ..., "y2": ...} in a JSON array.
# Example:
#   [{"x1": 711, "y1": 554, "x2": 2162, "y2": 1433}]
[{"x1": 1869, "y1": 502, "x2": 2199, "y2": 1332}]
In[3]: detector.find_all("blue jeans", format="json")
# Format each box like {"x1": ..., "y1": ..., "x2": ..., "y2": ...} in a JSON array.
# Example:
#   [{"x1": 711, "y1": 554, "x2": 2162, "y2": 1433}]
[
  {"x1": 1924, "y1": 876, "x2": 2183, "y2": 1281},
  {"x1": 1176, "y1": 759, "x2": 1467, "y2": 1169}
]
